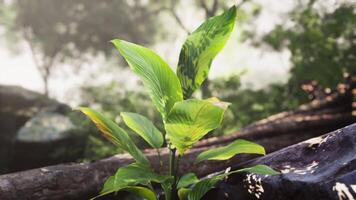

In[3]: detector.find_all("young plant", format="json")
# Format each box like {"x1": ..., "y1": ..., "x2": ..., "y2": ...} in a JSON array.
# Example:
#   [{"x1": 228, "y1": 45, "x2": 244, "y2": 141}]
[{"x1": 76, "y1": 5, "x2": 279, "y2": 200}]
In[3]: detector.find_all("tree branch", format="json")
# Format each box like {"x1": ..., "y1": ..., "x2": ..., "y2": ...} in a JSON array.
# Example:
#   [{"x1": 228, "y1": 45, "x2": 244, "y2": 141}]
[{"x1": 167, "y1": 0, "x2": 191, "y2": 34}]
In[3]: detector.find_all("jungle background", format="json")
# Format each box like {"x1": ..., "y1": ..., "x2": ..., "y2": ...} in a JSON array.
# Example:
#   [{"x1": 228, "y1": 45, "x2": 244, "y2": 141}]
[{"x1": 0, "y1": 0, "x2": 354, "y2": 169}]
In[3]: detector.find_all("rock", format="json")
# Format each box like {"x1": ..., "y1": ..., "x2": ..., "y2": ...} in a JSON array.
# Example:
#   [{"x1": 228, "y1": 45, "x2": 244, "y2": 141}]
[
  {"x1": 0, "y1": 85, "x2": 66, "y2": 173},
  {"x1": 0, "y1": 85, "x2": 86, "y2": 174},
  {"x1": 203, "y1": 123, "x2": 356, "y2": 200},
  {"x1": 16, "y1": 112, "x2": 75, "y2": 142},
  {"x1": 7, "y1": 112, "x2": 86, "y2": 172}
]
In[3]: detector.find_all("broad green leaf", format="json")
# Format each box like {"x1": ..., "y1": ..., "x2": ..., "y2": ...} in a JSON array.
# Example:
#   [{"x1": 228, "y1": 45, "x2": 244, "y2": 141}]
[
  {"x1": 100, "y1": 176, "x2": 115, "y2": 195},
  {"x1": 196, "y1": 139, "x2": 265, "y2": 163},
  {"x1": 177, "y1": 6, "x2": 237, "y2": 99},
  {"x1": 112, "y1": 163, "x2": 170, "y2": 188},
  {"x1": 93, "y1": 178, "x2": 157, "y2": 200},
  {"x1": 178, "y1": 188, "x2": 192, "y2": 200},
  {"x1": 121, "y1": 112, "x2": 163, "y2": 148},
  {"x1": 165, "y1": 99, "x2": 228, "y2": 155},
  {"x1": 112, "y1": 39, "x2": 183, "y2": 119},
  {"x1": 99, "y1": 163, "x2": 171, "y2": 196},
  {"x1": 232, "y1": 164, "x2": 280, "y2": 176},
  {"x1": 75, "y1": 107, "x2": 149, "y2": 166},
  {"x1": 123, "y1": 186, "x2": 158, "y2": 200},
  {"x1": 187, "y1": 177, "x2": 220, "y2": 200},
  {"x1": 177, "y1": 173, "x2": 199, "y2": 189},
  {"x1": 187, "y1": 165, "x2": 279, "y2": 200}
]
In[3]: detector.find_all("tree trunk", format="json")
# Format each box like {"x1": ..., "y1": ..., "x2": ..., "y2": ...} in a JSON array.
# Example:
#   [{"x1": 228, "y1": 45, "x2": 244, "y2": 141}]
[
  {"x1": 0, "y1": 77, "x2": 354, "y2": 200},
  {"x1": 42, "y1": 75, "x2": 49, "y2": 97}
]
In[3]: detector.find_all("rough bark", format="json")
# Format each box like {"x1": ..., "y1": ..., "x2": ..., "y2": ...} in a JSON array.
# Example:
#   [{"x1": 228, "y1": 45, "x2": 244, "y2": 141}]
[
  {"x1": 205, "y1": 123, "x2": 356, "y2": 200},
  {"x1": 0, "y1": 77, "x2": 354, "y2": 200}
]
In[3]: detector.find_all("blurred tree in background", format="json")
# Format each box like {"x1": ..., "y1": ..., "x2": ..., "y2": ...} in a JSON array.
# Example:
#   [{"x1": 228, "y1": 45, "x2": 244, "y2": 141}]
[
  {"x1": 257, "y1": 0, "x2": 355, "y2": 102},
  {"x1": 216, "y1": 0, "x2": 356, "y2": 136},
  {"x1": 0, "y1": 0, "x2": 17, "y2": 53},
  {"x1": 6, "y1": 0, "x2": 166, "y2": 96},
  {"x1": 210, "y1": 77, "x2": 300, "y2": 134}
]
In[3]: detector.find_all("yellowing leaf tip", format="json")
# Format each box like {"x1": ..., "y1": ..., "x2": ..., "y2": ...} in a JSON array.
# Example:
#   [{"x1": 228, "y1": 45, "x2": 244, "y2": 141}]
[{"x1": 206, "y1": 97, "x2": 231, "y2": 110}]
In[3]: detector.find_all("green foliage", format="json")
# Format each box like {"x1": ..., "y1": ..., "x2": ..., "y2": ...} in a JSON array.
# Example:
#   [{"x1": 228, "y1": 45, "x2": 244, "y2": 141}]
[
  {"x1": 196, "y1": 139, "x2": 265, "y2": 163},
  {"x1": 111, "y1": 39, "x2": 183, "y2": 120},
  {"x1": 178, "y1": 188, "x2": 191, "y2": 200},
  {"x1": 77, "y1": 6, "x2": 279, "y2": 200},
  {"x1": 187, "y1": 177, "x2": 220, "y2": 200},
  {"x1": 102, "y1": 163, "x2": 170, "y2": 193},
  {"x1": 93, "y1": 163, "x2": 170, "y2": 200},
  {"x1": 0, "y1": 1, "x2": 18, "y2": 53},
  {"x1": 261, "y1": 0, "x2": 355, "y2": 97},
  {"x1": 177, "y1": 6, "x2": 236, "y2": 99},
  {"x1": 177, "y1": 173, "x2": 199, "y2": 189},
  {"x1": 75, "y1": 107, "x2": 149, "y2": 167},
  {"x1": 121, "y1": 112, "x2": 163, "y2": 149},
  {"x1": 165, "y1": 99, "x2": 228, "y2": 155},
  {"x1": 79, "y1": 83, "x2": 162, "y2": 160},
  {"x1": 122, "y1": 186, "x2": 158, "y2": 200},
  {"x1": 187, "y1": 165, "x2": 279, "y2": 200},
  {"x1": 209, "y1": 77, "x2": 300, "y2": 133},
  {"x1": 80, "y1": 82, "x2": 162, "y2": 131},
  {"x1": 83, "y1": 135, "x2": 120, "y2": 161}
]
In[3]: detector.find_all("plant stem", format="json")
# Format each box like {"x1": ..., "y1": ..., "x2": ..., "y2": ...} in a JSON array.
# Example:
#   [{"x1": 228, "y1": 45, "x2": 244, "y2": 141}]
[
  {"x1": 173, "y1": 155, "x2": 181, "y2": 188},
  {"x1": 169, "y1": 148, "x2": 175, "y2": 176},
  {"x1": 156, "y1": 149, "x2": 163, "y2": 170},
  {"x1": 169, "y1": 148, "x2": 177, "y2": 200}
]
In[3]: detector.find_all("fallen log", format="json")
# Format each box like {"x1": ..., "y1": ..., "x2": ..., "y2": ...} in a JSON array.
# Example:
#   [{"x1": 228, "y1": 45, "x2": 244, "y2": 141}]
[
  {"x1": 0, "y1": 77, "x2": 354, "y2": 199},
  {"x1": 0, "y1": 131, "x2": 323, "y2": 200},
  {"x1": 205, "y1": 123, "x2": 356, "y2": 200}
]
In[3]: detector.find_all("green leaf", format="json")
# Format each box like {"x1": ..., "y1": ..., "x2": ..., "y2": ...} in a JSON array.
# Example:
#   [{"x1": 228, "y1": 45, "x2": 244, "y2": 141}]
[
  {"x1": 178, "y1": 188, "x2": 192, "y2": 200},
  {"x1": 187, "y1": 165, "x2": 279, "y2": 200},
  {"x1": 187, "y1": 177, "x2": 221, "y2": 200},
  {"x1": 100, "y1": 176, "x2": 115, "y2": 195},
  {"x1": 196, "y1": 139, "x2": 266, "y2": 163},
  {"x1": 121, "y1": 112, "x2": 163, "y2": 148},
  {"x1": 99, "y1": 163, "x2": 171, "y2": 196},
  {"x1": 112, "y1": 39, "x2": 183, "y2": 119},
  {"x1": 177, "y1": 173, "x2": 199, "y2": 189},
  {"x1": 177, "y1": 6, "x2": 237, "y2": 99},
  {"x1": 123, "y1": 186, "x2": 158, "y2": 200},
  {"x1": 165, "y1": 99, "x2": 228, "y2": 155},
  {"x1": 94, "y1": 179, "x2": 157, "y2": 200},
  {"x1": 112, "y1": 163, "x2": 170, "y2": 188},
  {"x1": 75, "y1": 107, "x2": 149, "y2": 166},
  {"x1": 233, "y1": 164, "x2": 280, "y2": 176},
  {"x1": 161, "y1": 180, "x2": 173, "y2": 200}
]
